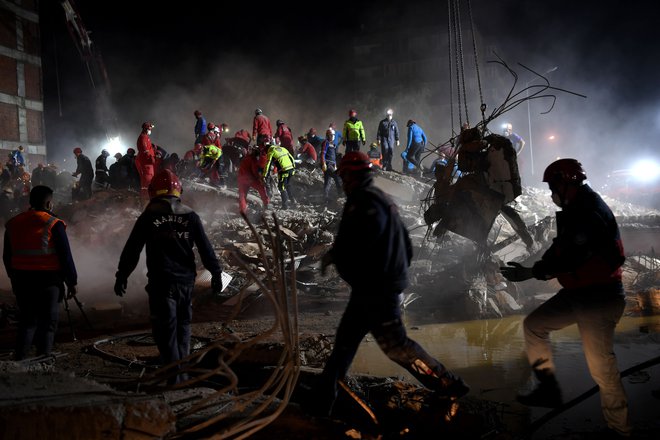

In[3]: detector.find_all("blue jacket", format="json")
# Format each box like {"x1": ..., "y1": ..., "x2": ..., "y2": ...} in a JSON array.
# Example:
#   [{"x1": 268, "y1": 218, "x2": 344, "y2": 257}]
[
  {"x1": 195, "y1": 117, "x2": 207, "y2": 140},
  {"x1": 377, "y1": 118, "x2": 399, "y2": 148},
  {"x1": 406, "y1": 123, "x2": 427, "y2": 149},
  {"x1": 321, "y1": 140, "x2": 338, "y2": 165}
]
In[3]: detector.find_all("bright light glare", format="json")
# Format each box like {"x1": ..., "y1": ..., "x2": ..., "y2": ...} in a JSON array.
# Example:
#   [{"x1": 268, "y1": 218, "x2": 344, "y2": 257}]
[
  {"x1": 104, "y1": 136, "x2": 123, "y2": 152},
  {"x1": 548, "y1": 135, "x2": 555, "y2": 140},
  {"x1": 630, "y1": 159, "x2": 660, "y2": 183}
]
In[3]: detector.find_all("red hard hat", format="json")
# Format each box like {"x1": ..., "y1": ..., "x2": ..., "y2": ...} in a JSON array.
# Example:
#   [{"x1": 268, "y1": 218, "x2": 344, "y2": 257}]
[
  {"x1": 339, "y1": 151, "x2": 372, "y2": 177},
  {"x1": 194, "y1": 110, "x2": 202, "y2": 117},
  {"x1": 348, "y1": 109, "x2": 357, "y2": 117},
  {"x1": 207, "y1": 122, "x2": 216, "y2": 131},
  {"x1": 193, "y1": 143, "x2": 203, "y2": 153},
  {"x1": 542, "y1": 158, "x2": 587, "y2": 185},
  {"x1": 73, "y1": 147, "x2": 82, "y2": 155},
  {"x1": 142, "y1": 121, "x2": 154, "y2": 131},
  {"x1": 148, "y1": 169, "x2": 182, "y2": 199}
]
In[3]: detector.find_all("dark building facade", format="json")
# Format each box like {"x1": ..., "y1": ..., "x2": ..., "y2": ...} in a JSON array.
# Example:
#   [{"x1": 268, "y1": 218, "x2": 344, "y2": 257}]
[{"x1": 0, "y1": 0, "x2": 46, "y2": 168}]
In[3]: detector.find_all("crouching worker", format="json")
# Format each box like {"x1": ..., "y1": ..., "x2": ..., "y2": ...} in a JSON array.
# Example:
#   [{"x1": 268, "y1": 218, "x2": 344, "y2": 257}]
[
  {"x1": 310, "y1": 152, "x2": 469, "y2": 416},
  {"x1": 114, "y1": 170, "x2": 224, "y2": 384},
  {"x1": 500, "y1": 158, "x2": 631, "y2": 437},
  {"x1": 4, "y1": 185, "x2": 78, "y2": 360}
]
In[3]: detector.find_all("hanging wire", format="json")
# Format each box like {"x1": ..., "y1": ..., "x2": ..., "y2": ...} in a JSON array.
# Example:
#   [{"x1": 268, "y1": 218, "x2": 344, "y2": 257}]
[
  {"x1": 466, "y1": 0, "x2": 485, "y2": 123},
  {"x1": 454, "y1": 0, "x2": 470, "y2": 126},
  {"x1": 446, "y1": 0, "x2": 454, "y2": 132}
]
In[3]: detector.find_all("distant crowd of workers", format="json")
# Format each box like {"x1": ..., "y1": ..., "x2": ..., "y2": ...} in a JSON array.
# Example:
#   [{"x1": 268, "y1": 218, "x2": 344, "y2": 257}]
[{"x1": 66, "y1": 107, "x2": 446, "y2": 212}]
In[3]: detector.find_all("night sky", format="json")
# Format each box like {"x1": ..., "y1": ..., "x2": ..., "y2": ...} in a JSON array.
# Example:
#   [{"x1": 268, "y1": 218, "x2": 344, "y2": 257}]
[{"x1": 38, "y1": 0, "x2": 660, "y2": 187}]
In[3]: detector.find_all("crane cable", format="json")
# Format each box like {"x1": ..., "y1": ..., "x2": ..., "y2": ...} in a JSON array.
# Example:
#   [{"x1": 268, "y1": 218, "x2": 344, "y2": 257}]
[{"x1": 466, "y1": 0, "x2": 486, "y2": 124}]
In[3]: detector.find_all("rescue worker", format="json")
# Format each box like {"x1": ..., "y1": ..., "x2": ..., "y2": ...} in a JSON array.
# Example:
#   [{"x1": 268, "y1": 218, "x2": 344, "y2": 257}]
[
  {"x1": 262, "y1": 135, "x2": 296, "y2": 210},
  {"x1": 199, "y1": 143, "x2": 223, "y2": 187},
  {"x1": 319, "y1": 128, "x2": 342, "y2": 205},
  {"x1": 404, "y1": 119, "x2": 427, "y2": 174},
  {"x1": 71, "y1": 147, "x2": 94, "y2": 200},
  {"x1": 95, "y1": 149, "x2": 110, "y2": 188},
  {"x1": 328, "y1": 122, "x2": 342, "y2": 148},
  {"x1": 274, "y1": 120, "x2": 295, "y2": 155},
  {"x1": 310, "y1": 152, "x2": 469, "y2": 416},
  {"x1": 108, "y1": 153, "x2": 125, "y2": 189},
  {"x1": 252, "y1": 108, "x2": 272, "y2": 142},
  {"x1": 306, "y1": 128, "x2": 325, "y2": 158},
  {"x1": 367, "y1": 141, "x2": 383, "y2": 169},
  {"x1": 119, "y1": 148, "x2": 140, "y2": 191},
  {"x1": 9, "y1": 145, "x2": 26, "y2": 177},
  {"x1": 114, "y1": 170, "x2": 224, "y2": 384},
  {"x1": 136, "y1": 122, "x2": 157, "y2": 201},
  {"x1": 4, "y1": 185, "x2": 78, "y2": 360},
  {"x1": 237, "y1": 145, "x2": 270, "y2": 215},
  {"x1": 296, "y1": 136, "x2": 317, "y2": 166},
  {"x1": 180, "y1": 144, "x2": 203, "y2": 178},
  {"x1": 500, "y1": 159, "x2": 631, "y2": 437},
  {"x1": 31, "y1": 163, "x2": 46, "y2": 186},
  {"x1": 342, "y1": 109, "x2": 366, "y2": 153},
  {"x1": 202, "y1": 123, "x2": 222, "y2": 149},
  {"x1": 502, "y1": 123, "x2": 525, "y2": 156},
  {"x1": 194, "y1": 110, "x2": 207, "y2": 144},
  {"x1": 376, "y1": 108, "x2": 400, "y2": 171}
]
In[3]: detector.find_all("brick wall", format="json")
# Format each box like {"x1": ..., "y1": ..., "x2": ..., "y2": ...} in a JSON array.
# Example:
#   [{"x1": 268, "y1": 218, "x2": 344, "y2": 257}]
[
  {"x1": 0, "y1": 103, "x2": 19, "y2": 141},
  {"x1": 0, "y1": 55, "x2": 17, "y2": 95}
]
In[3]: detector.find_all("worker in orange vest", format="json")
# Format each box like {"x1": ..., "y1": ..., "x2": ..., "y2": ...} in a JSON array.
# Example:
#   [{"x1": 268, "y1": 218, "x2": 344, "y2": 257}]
[{"x1": 3, "y1": 185, "x2": 78, "y2": 360}]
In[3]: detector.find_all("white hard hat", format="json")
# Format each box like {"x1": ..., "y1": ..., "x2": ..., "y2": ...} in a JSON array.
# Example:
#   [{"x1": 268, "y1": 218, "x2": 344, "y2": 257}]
[{"x1": 386, "y1": 108, "x2": 394, "y2": 116}]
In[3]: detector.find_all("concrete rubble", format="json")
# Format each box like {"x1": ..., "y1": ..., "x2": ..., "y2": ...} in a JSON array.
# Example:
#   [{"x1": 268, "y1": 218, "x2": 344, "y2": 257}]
[{"x1": 1, "y1": 167, "x2": 660, "y2": 438}]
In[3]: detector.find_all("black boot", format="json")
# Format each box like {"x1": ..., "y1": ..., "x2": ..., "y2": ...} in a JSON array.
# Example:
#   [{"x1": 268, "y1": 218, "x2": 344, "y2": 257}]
[{"x1": 517, "y1": 369, "x2": 562, "y2": 408}]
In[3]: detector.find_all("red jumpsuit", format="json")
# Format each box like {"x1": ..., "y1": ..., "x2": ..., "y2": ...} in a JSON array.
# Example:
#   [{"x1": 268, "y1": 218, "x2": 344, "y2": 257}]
[
  {"x1": 238, "y1": 152, "x2": 269, "y2": 214},
  {"x1": 298, "y1": 141, "x2": 317, "y2": 162},
  {"x1": 252, "y1": 115, "x2": 272, "y2": 141},
  {"x1": 136, "y1": 132, "x2": 156, "y2": 200},
  {"x1": 275, "y1": 124, "x2": 294, "y2": 155}
]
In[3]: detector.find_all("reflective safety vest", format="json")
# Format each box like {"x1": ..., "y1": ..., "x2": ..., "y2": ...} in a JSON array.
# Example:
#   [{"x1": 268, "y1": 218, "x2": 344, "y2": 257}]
[
  {"x1": 6, "y1": 210, "x2": 64, "y2": 271},
  {"x1": 343, "y1": 119, "x2": 365, "y2": 142},
  {"x1": 368, "y1": 149, "x2": 382, "y2": 169},
  {"x1": 263, "y1": 145, "x2": 295, "y2": 177},
  {"x1": 202, "y1": 145, "x2": 222, "y2": 161}
]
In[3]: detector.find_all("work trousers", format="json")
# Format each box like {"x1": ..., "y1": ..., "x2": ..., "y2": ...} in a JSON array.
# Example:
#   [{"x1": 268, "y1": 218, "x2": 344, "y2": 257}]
[
  {"x1": 345, "y1": 140, "x2": 360, "y2": 153},
  {"x1": 314, "y1": 291, "x2": 451, "y2": 415},
  {"x1": 323, "y1": 167, "x2": 342, "y2": 201},
  {"x1": 381, "y1": 141, "x2": 394, "y2": 171},
  {"x1": 136, "y1": 163, "x2": 154, "y2": 201},
  {"x1": 14, "y1": 282, "x2": 61, "y2": 360},
  {"x1": 238, "y1": 179, "x2": 269, "y2": 214},
  {"x1": 147, "y1": 281, "x2": 194, "y2": 379},
  {"x1": 277, "y1": 170, "x2": 294, "y2": 208},
  {"x1": 523, "y1": 287, "x2": 631, "y2": 435},
  {"x1": 407, "y1": 141, "x2": 424, "y2": 168}
]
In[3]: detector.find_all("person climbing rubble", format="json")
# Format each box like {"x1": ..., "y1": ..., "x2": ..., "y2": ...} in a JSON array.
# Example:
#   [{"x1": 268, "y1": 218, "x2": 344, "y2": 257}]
[
  {"x1": 252, "y1": 108, "x2": 272, "y2": 142},
  {"x1": 194, "y1": 110, "x2": 207, "y2": 144},
  {"x1": 500, "y1": 158, "x2": 631, "y2": 437},
  {"x1": 403, "y1": 119, "x2": 427, "y2": 175},
  {"x1": 71, "y1": 147, "x2": 94, "y2": 201},
  {"x1": 502, "y1": 123, "x2": 525, "y2": 156},
  {"x1": 376, "y1": 108, "x2": 400, "y2": 171},
  {"x1": 342, "y1": 109, "x2": 366, "y2": 153},
  {"x1": 4, "y1": 185, "x2": 78, "y2": 360},
  {"x1": 274, "y1": 119, "x2": 295, "y2": 155},
  {"x1": 114, "y1": 170, "x2": 224, "y2": 384},
  {"x1": 262, "y1": 135, "x2": 296, "y2": 210},
  {"x1": 95, "y1": 149, "x2": 110, "y2": 188},
  {"x1": 199, "y1": 143, "x2": 224, "y2": 187},
  {"x1": 320, "y1": 128, "x2": 342, "y2": 205},
  {"x1": 309, "y1": 151, "x2": 469, "y2": 417},
  {"x1": 136, "y1": 122, "x2": 157, "y2": 201},
  {"x1": 237, "y1": 145, "x2": 269, "y2": 215}
]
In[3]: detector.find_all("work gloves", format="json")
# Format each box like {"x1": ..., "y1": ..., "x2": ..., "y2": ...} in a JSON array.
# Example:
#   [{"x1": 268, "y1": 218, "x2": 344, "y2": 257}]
[
  {"x1": 361, "y1": 140, "x2": 366, "y2": 146},
  {"x1": 114, "y1": 278, "x2": 127, "y2": 297},
  {"x1": 499, "y1": 262, "x2": 533, "y2": 282},
  {"x1": 321, "y1": 163, "x2": 327, "y2": 172},
  {"x1": 212, "y1": 274, "x2": 224, "y2": 295}
]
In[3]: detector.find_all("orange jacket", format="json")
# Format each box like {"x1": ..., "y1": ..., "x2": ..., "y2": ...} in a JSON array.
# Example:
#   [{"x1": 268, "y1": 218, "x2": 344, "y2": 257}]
[{"x1": 6, "y1": 210, "x2": 64, "y2": 271}]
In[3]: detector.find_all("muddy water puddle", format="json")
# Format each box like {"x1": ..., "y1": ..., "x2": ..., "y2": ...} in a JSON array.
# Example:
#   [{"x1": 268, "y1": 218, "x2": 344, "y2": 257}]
[{"x1": 350, "y1": 314, "x2": 660, "y2": 437}]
